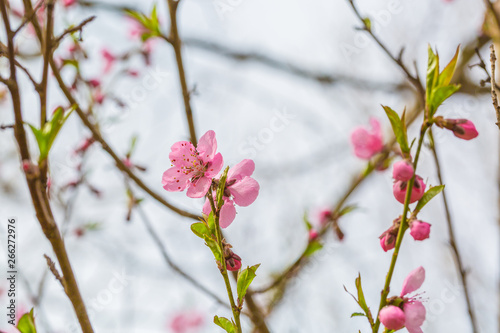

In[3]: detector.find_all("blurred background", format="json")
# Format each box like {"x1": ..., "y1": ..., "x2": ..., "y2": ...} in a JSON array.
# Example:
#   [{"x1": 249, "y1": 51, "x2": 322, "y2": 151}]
[{"x1": 0, "y1": 0, "x2": 498, "y2": 332}]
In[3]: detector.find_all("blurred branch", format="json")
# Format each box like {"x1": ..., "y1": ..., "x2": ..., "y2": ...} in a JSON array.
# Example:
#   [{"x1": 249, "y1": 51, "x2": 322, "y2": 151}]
[
  {"x1": 1, "y1": 1, "x2": 94, "y2": 331},
  {"x1": 165, "y1": 0, "x2": 197, "y2": 145},
  {"x1": 53, "y1": 15, "x2": 96, "y2": 46},
  {"x1": 183, "y1": 37, "x2": 410, "y2": 92},
  {"x1": 132, "y1": 190, "x2": 234, "y2": 311},
  {"x1": 49, "y1": 58, "x2": 201, "y2": 220},
  {"x1": 428, "y1": 130, "x2": 479, "y2": 333}
]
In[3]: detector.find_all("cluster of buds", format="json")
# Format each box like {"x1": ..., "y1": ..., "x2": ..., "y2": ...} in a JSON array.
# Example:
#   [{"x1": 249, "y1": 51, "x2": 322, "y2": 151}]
[
  {"x1": 380, "y1": 216, "x2": 431, "y2": 251},
  {"x1": 433, "y1": 116, "x2": 478, "y2": 140},
  {"x1": 392, "y1": 159, "x2": 426, "y2": 204},
  {"x1": 222, "y1": 240, "x2": 242, "y2": 272}
]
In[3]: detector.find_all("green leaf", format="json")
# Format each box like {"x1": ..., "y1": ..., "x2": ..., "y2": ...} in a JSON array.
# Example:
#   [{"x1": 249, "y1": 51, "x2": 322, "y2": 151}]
[
  {"x1": 362, "y1": 17, "x2": 371, "y2": 31},
  {"x1": 206, "y1": 212, "x2": 217, "y2": 236},
  {"x1": 351, "y1": 312, "x2": 366, "y2": 318},
  {"x1": 237, "y1": 264, "x2": 260, "y2": 304},
  {"x1": 303, "y1": 211, "x2": 312, "y2": 231},
  {"x1": 213, "y1": 316, "x2": 235, "y2": 333},
  {"x1": 437, "y1": 46, "x2": 460, "y2": 87},
  {"x1": 203, "y1": 235, "x2": 222, "y2": 263},
  {"x1": 344, "y1": 274, "x2": 374, "y2": 326},
  {"x1": 429, "y1": 84, "x2": 460, "y2": 114},
  {"x1": 382, "y1": 105, "x2": 409, "y2": 154},
  {"x1": 338, "y1": 204, "x2": 357, "y2": 217},
  {"x1": 17, "y1": 308, "x2": 37, "y2": 333},
  {"x1": 414, "y1": 185, "x2": 445, "y2": 214},
  {"x1": 304, "y1": 240, "x2": 323, "y2": 257},
  {"x1": 426, "y1": 46, "x2": 439, "y2": 103},
  {"x1": 27, "y1": 124, "x2": 47, "y2": 158},
  {"x1": 191, "y1": 222, "x2": 210, "y2": 239},
  {"x1": 216, "y1": 167, "x2": 229, "y2": 208}
]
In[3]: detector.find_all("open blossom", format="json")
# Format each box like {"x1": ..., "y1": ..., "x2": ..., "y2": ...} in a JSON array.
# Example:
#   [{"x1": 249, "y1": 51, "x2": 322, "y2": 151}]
[
  {"x1": 162, "y1": 130, "x2": 223, "y2": 198},
  {"x1": 409, "y1": 220, "x2": 431, "y2": 241},
  {"x1": 393, "y1": 175, "x2": 426, "y2": 204},
  {"x1": 393, "y1": 160, "x2": 414, "y2": 182},
  {"x1": 350, "y1": 118, "x2": 384, "y2": 159},
  {"x1": 202, "y1": 159, "x2": 259, "y2": 228},
  {"x1": 380, "y1": 266, "x2": 426, "y2": 333}
]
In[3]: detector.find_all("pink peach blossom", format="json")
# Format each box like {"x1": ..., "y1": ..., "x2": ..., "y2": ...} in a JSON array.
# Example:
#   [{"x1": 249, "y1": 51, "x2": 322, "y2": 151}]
[
  {"x1": 350, "y1": 118, "x2": 384, "y2": 159},
  {"x1": 203, "y1": 159, "x2": 259, "y2": 228},
  {"x1": 409, "y1": 220, "x2": 431, "y2": 241},
  {"x1": 450, "y1": 119, "x2": 478, "y2": 140},
  {"x1": 393, "y1": 175, "x2": 426, "y2": 204},
  {"x1": 308, "y1": 229, "x2": 319, "y2": 241},
  {"x1": 62, "y1": 0, "x2": 77, "y2": 7},
  {"x1": 163, "y1": 131, "x2": 223, "y2": 198},
  {"x1": 379, "y1": 233, "x2": 396, "y2": 252},
  {"x1": 380, "y1": 267, "x2": 426, "y2": 333},
  {"x1": 392, "y1": 160, "x2": 414, "y2": 181}
]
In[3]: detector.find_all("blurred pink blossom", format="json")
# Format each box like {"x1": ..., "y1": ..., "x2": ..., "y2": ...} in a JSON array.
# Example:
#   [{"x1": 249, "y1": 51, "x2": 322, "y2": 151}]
[{"x1": 350, "y1": 118, "x2": 384, "y2": 159}]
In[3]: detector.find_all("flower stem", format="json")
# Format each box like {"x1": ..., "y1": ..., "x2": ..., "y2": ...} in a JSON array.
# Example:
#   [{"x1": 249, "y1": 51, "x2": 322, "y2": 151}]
[
  {"x1": 208, "y1": 190, "x2": 243, "y2": 333},
  {"x1": 372, "y1": 122, "x2": 429, "y2": 333}
]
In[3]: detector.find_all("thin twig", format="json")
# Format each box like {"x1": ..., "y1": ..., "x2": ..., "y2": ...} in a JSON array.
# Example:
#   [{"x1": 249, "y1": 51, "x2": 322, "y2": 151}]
[
  {"x1": 165, "y1": 0, "x2": 197, "y2": 146},
  {"x1": 43, "y1": 254, "x2": 65, "y2": 288},
  {"x1": 133, "y1": 191, "x2": 232, "y2": 310},
  {"x1": 13, "y1": 0, "x2": 45, "y2": 35},
  {"x1": 428, "y1": 129, "x2": 479, "y2": 333},
  {"x1": 490, "y1": 44, "x2": 500, "y2": 129},
  {"x1": 53, "y1": 16, "x2": 96, "y2": 46}
]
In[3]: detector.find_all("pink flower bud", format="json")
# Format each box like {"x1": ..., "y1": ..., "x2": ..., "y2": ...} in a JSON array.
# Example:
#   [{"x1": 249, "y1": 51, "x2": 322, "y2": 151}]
[
  {"x1": 350, "y1": 118, "x2": 384, "y2": 159},
  {"x1": 317, "y1": 208, "x2": 332, "y2": 226},
  {"x1": 392, "y1": 160, "x2": 414, "y2": 181},
  {"x1": 393, "y1": 175, "x2": 426, "y2": 204},
  {"x1": 88, "y1": 79, "x2": 100, "y2": 88},
  {"x1": 226, "y1": 253, "x2": 242, "y2": 272},
  {"x1": 436, "y1": 118, "x2": 479, "y2": 140},
  {"x1": 409, "y1": 220, "x2": 431, "y2": 241},
  {"x1": 452, "y1": 119, "x2": 478, "y2": 140},
  {"x1": 379, "y1": 305, "x2": 406, "y2": 331},
  {"x1": 379, "y1": 233, "x2": 396, "y2": 252},
  {"x1": 62, "y1": 0, "x2": 77, "y2": 7},
  {"x1": 308, "y1": 229, "x2": 319, "y2": 241}
]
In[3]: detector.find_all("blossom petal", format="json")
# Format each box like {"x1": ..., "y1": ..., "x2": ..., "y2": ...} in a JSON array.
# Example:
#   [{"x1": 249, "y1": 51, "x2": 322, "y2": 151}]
[
  {"x1": 404, "y1": 301, "x2": 426, "y2": 333},
  {"x1": 229, "y1": 176, "x2": 260, "y2": 207},
  {"x1": 202, "y1": 198, "x2": 212, "y2": 216},
  {"x1": 228, "y1": 159, "x2": 255, "y2": 181},
  {"x1": 186, "y1": 177, "x2": 211, "y2": 198},
  {"x1": 197, "y1": 130, "x2": 217, "y2": 162},
  {"x1": 220, "y1": 201, "x2": 237, "y2": 228},
  {"x1": 401, "y1": 266, "x2": 425, "y2": 296},
  {"x1": 169, "y1": 141, "x2": 196, "y2": 168},
  {"x1": 205, "y1": 153, "x2": 223, "y2": 178},
  {"x1": 162, "y1": 166, "x2": 190, "y2": 192}
]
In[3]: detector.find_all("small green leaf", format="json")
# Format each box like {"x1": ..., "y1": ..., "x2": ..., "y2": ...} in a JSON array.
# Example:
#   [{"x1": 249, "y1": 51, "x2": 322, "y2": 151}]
[
  {"x1": 429, "y1": 84, "x2": 460, "y2": 114},
  {"x1": 382, "y1": 105, "x2": 409, "y2": 154},
  {"x1": 414, "y1": 185, "x2": 445, "y2": 214},
  {"x1": 206, "y1": 212, "x2": 217, "y2": 236},
  {"x1": 303, "y1": 211, "x2": 312, "y2": 231},
  {"x1": 216, "y1": 167, "x2": 229, "y2": 208},
  {"x1": 213, "y1": 316, "x2": 235, "y2": 333},
  {"x1": 17, "y1": 308, "x2": 37, "y2": 333},
  {"x1": 304, "y1": 240, "x2": 323, "y2": 257},
  {"x1": 344, "y1": 274, "x2": 375, "y2": 326},
  {"x1": 362, "y1": 17, "x2": 371, "y2": 31},
  {"x1": 351, "y1": 312, "x2": 366, "y2": 318},
  {"x1": 191, "y1": 222, "x2": 210, "y2": 239},
  {"x1": 237, "y1": 264, "x2": 260, "y2": 304},
  {"x1": 338, "y1": 204, "x2": 357, "y2": 217},
  {"x1": 203, "y1": 235, "x2": 222, "y2": 263},
  {"x1": 426, "y1": 46, "x2": 439, "y2": 103},
  {"x1": 437, "y1": 46, "x2": 460, "y2": 88}
]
